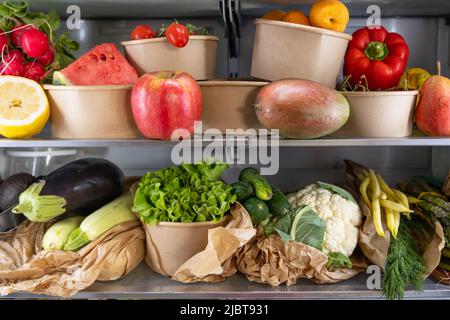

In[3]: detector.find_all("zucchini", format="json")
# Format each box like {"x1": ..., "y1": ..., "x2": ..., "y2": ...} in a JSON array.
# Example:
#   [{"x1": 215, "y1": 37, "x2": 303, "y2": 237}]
[
  {"x1": 42, "y1": 216, "x2": 84, "y2": 251},
  {"x1": 266, "y1": 184, "x2": 291, "y2": 217},
  {"x1": 63, "y1": 192, "x2": 137, "y2": 251},
  {"x1": 243, "y1": 196, "x2": 270, "y2": 225},
  {"x1": 239, "y1": 167, "x2": 272, "y2": 201},
  {"x1": 232, "y1": 181, "x2": 254, "y2": 202}
]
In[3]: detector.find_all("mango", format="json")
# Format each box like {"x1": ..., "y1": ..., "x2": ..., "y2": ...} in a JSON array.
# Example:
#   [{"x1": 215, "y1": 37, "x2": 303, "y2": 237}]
[{"x1": 254, "y1": 79, "x2": 350, "y2": 139}]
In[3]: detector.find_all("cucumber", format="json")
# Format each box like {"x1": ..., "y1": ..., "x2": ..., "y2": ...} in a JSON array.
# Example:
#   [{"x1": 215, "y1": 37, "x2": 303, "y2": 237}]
[
  {"x1": 266, "y1": 184, "x2": 291, "y2": 217},
  {"x1": 239, "y1": 168, "x2": 272, "y2": 201},
  {"x1": 232, "y1": 181, "x2": 254, "y2": 202},
  {"x1": 243, "y1": 196, "x2": 270, "y2": 225}
]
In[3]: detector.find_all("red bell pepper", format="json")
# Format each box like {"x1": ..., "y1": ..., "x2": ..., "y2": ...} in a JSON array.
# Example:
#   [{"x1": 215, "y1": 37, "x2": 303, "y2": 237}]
[{"x1": 344, "y1": 26, "x2": 409, "y2": 91}]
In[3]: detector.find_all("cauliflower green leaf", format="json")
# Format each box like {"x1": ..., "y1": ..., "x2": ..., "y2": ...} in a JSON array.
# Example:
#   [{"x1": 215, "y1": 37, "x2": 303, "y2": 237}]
[{"x1": 273, "y1": 205, "x2": 326, "y2": 251}]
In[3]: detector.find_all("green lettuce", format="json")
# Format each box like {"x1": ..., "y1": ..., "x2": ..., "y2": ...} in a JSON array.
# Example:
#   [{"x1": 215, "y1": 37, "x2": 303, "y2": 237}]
[{"x1": 133, "y1": 162, "x2": 236, "y2": 224}]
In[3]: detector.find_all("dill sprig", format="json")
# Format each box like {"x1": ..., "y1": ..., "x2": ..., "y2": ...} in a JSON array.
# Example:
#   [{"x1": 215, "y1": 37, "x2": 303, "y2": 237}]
[{"x1": 382, "y1": 216, "x2": 426, "y2": 300}]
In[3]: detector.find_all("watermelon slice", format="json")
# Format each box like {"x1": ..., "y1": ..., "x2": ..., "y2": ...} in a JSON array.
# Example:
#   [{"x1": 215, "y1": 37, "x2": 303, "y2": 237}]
[{"x1": 53, "y1": 43, "x2": 139, "y2": 85}]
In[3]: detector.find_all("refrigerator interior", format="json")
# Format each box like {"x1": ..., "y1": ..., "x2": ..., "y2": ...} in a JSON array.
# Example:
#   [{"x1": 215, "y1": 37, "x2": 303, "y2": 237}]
[{"x1": 2, "y1": 0, "x2": 450, "y2": 299}]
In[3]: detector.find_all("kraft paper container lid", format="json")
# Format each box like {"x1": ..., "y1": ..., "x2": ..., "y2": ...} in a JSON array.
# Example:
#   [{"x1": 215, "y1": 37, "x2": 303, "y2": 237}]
[
  {"x1": 254, "y1": 18, "x2": 353, "y2": 41},
  {"x1": 121, "y1": 35, "x2": 220, "y2": 46}
]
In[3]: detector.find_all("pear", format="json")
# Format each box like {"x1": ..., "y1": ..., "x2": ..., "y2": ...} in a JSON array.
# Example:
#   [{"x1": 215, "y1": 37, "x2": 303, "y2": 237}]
[{"x1": 416, "y1": 75, "x2": 450, "y2": 136}]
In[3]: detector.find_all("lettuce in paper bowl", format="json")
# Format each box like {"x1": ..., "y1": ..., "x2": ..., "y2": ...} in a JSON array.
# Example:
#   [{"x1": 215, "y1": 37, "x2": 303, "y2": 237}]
[{"x1": 132, "y1": 162, "x2": 236, "y2": 225}]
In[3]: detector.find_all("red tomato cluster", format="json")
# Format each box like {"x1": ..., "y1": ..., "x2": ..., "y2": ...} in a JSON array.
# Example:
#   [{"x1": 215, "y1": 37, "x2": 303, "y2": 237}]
[
  {"x1": 0, "y1": 24, "x2": 53, "y2": 82},
  {"x1": 130, "y1": 22, "x2": 190, "y2": 48}
]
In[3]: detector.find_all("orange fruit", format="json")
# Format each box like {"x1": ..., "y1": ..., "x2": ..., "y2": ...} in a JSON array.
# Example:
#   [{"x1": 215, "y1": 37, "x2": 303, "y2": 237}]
[
  {"x1": 310, "y1": 0, "x2": 350, "y2": 33},
  {"x1": 281, "y1": 10, "x2": 310, "y2": 26},
  {"x1": 262, "y1": 9, "x2": 286, "y2": 21}
]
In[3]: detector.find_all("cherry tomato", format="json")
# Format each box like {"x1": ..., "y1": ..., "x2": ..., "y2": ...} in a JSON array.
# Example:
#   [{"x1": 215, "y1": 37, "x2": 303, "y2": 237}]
[
  {"x1": 166, "y1": 22, "x2": 189, "y2": 48},
  {"x1": 131, "y1": 25, "x2": 156, "y2": 40},
  {"x1": 21, "y1": 29, "x2": 50, "y2": 58}
]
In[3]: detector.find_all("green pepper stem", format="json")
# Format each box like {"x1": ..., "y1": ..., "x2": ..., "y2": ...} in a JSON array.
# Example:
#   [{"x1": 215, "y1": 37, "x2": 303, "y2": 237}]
[
  {"x1": 365, "y1": 41, "x2": 389, "y2": 61},
  {"x1": 12, "y1": 181, "x2": 67, "y2": 222}
]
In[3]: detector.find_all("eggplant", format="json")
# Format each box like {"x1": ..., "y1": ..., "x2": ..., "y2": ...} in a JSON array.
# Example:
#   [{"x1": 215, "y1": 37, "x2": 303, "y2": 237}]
[
  {"x1": 12, "y1": 158, "x2": 124, "y2": 222},
  {"x1": 0, "y1": 173, "x2": 36, "y2": 211}
]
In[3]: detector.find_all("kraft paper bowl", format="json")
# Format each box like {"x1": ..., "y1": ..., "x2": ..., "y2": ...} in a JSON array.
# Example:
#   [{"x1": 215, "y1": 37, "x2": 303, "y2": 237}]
[
  {"x1": 199, "y1": 80, "x2": 268, "y2": 132},
  {"x1": 44, "y1": 85, "x2": 141, "y2": 139},
  {"x1": 333, "y1": 91, "x2": 419, "y2": 138},
  {"x1": 121, "y1": 36, "x2": 220, "y2": 80},
  {"x1": 251, "y1": 19, "x2": 352, "y2": 88},
  {"x1": 143, "y1": 216, "x2": 229, "y2": 276}
]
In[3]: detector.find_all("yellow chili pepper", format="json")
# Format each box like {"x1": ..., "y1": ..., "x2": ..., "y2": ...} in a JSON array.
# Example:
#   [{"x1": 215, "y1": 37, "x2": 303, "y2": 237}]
[{"x1": 393, "y1": 189, "x2": 409, "y2": 210}]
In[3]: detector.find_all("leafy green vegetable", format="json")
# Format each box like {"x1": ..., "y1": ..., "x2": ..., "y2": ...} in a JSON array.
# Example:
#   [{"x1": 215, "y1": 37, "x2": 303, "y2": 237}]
[
  {"x1": 273, "y1": 205, "x2": 326, "y2": 250},
  {"x1": 133, "y1": 162, "x2": 236, "y2": 225},
  {"x1": 382, "y1": 216, "x2": 426, "y2": 300},
  {"x1": 316, "y1": 181, "x2": 357, "y2": 204},
  {"x1": 326, "y1": 252, "x2": 352, "y2": 271},
  {"x1": 0, "y1": 0, "x2": 79, "y2": 82}
]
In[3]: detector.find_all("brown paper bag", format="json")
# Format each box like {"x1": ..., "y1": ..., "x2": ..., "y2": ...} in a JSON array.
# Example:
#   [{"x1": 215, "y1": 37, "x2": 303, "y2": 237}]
[
  {"x1": 345, "y1": 162, "x2": 445, "y2": 276},
  {"x1": 143, "y1": 203, "x2": 257, "y2": 283},
  {"x1": 238, "y1": 230, "x2": 366, "y2": 287},
  {"x1": 0, "y1": 220, "x2": 145, "y2": 297}
]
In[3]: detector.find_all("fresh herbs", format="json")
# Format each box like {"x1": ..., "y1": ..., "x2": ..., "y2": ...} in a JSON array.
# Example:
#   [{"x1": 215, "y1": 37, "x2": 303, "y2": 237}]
[
  {"x1": 382, "y1": 216, "x2": 426, "y2": 300},
  {"x1": 273, "y1": 205, "x2": 326, "y2": 251},
  {"x1": 133, "y1": 162, "x2": 236, "y2": 225}
]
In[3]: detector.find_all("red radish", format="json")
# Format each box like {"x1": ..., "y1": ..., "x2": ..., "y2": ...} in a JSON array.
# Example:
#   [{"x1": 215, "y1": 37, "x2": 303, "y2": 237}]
[
  {"x1": 21, "y1": 29, "x2": 49, "y2": 58},
  {"x1": 23, "y1": 62, "x2": 46, "y2": 82},
  {"x1": 3, "y1": 49, "x2": 25, "y2": 64},
  {"x1": 0, "y1": 59, "x2": 24, "y2": 76},
  {"x1": 0, "y1": 30, "x2": 8, "y2": 51},
  {"x1": 23, "y1": 61, "x2": 46, "y2": 82},
  {"x1": 37, "y1": 48, "x2": 55, "y2": 66},
  {"x1": 10, "y1": 24, "x2": 33, "y2": 47}
]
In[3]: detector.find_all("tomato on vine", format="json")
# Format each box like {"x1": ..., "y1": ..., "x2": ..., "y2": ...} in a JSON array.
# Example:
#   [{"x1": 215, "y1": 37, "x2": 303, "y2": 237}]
[
  {"x1": 131, "y1": 25, "x2": 156, "y2": 40},
  {"x1": 165, "y1": 22, "x2": 189, "y2": 48}
]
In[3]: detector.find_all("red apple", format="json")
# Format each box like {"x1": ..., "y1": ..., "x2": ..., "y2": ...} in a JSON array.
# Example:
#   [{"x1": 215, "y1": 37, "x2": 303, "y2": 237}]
[
  {"x1": 131, "y1": 71, "x2": 202, "y2": 140},
  {"x1": 416, "y1": 75, "x2": 450, "y2": 136}
]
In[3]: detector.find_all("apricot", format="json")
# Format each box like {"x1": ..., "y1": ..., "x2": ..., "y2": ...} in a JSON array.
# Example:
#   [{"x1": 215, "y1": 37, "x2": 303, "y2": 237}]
[
  {"x1": 281, "y1": 10, "x2": 310, "y2": 26},
  {"x1": 310, "y1": 0, "x2": 349, "y2": 33},
  {"x1": 262, "y1": 9, "x2": 286, "y2": 21}
]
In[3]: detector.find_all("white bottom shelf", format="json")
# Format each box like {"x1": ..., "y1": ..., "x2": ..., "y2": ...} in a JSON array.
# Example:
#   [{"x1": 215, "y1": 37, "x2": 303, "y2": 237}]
[{"x1": 3, "y1": 264, "x2": 450, "y2": 300}]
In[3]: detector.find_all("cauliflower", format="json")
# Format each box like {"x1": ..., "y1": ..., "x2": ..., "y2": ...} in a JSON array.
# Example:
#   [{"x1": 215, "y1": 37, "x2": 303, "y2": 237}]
[{"x1": 287, "y1": 183, "x2": 362, "y2": 257}]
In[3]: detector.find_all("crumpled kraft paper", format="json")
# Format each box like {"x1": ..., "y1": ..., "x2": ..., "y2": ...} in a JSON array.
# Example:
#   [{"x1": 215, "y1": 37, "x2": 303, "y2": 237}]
[
  {"x1": 0, "y1": 220, "x2": 145, "y2": 297},
  {"x1": 238, "y1": 230, "x2": 367, "y2": 287},
  {"x1": 144, "y1": 203, "x2": 257, "y2": 283}
]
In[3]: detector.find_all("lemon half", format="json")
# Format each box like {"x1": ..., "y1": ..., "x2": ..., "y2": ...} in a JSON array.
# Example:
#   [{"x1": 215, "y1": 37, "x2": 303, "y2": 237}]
[{"x1": 0, "y1": 76, "x2": 50, "y2": 139}]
